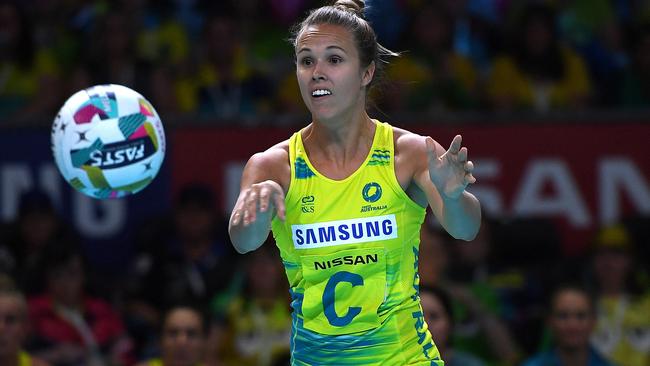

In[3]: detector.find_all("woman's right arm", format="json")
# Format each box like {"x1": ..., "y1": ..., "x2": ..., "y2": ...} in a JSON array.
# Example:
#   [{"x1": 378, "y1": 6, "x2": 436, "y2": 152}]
[{"x1": 228, "y1": 145, "x2": 290, "y2": 254}]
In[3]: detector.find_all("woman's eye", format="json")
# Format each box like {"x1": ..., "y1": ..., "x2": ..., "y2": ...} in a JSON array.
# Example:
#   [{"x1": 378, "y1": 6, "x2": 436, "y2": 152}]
[
  {"x1": 300, "y1": 58, "x2": 313, "y2": 66},
  {"x1": 330, "y1": 56, "x2": 342, "y2": 64}
]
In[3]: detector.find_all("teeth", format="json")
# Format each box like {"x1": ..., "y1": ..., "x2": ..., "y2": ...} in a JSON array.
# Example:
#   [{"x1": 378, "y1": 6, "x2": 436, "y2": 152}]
[{"x1": 312, "y1": 89, "x2": 332, "y2": 96}]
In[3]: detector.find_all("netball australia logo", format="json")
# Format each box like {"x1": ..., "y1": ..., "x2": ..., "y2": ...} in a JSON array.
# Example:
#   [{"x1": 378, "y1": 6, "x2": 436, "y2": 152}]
[{"x1": 362, "y1": 182, "x2": 382, "y2": 203}]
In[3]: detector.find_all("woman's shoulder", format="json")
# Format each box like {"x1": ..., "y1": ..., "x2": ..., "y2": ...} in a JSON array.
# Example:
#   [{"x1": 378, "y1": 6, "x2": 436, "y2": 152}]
[
  {"x1": 390, "y1": 124, "x2": 429, "y2": 157},
  {"x1": 243, "y1": 138, "x2": 291, "y2": 188},
  {"x1": 251, "y1": 139, "x2": 290, "y2": 167},
  {"x1": 390, "y1": 124, "x2": 424, "y2": 143},
  {"x1": 389, "y1": 125, "x2": 432, "y2": 182},
  {"x1": 267, "y1": 138, "x2": 290, "y2": 154}
]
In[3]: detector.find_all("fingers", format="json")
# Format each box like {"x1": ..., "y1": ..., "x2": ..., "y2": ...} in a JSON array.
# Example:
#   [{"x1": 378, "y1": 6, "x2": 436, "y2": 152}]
[
  {"x1": 273, "y1": 191, "x2": 286, "y2": 221},
  {"x1": 230, "y1": 189, "x2": 257, "y2": 227},
  {"x1": 244, "y1": 190, "x2": 258, "y2": 224},
  {"x1": 465, "y1": 160, "x2": 476, "y2": 184},
  {"x1": 458, "y1": 147, "x2": 468, "y2": 163},
  {"x1": 259, "y1": 185, "x2": 270, "y2": 212},
  {"x1": 448, "y1": 134, "x2": 462, "y2": 154},
  {"x1": 231, "y1": 190, "x2": 250, "y2": 225},
  {"x1": 231, "y1": 211, "x2": 240, "y2": 225},
  {"x1": 425, "y1": 136, "x2": 438, "y2": 159},
  {"x1": 231, "y1": 181, "x2": 285, "y2": 226}
]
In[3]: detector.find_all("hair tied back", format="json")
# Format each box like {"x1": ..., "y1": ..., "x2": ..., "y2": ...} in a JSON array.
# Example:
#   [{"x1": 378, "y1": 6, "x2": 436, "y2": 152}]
[{"x1": 333, "y1": 0, "x2": 365, "y2": 18}]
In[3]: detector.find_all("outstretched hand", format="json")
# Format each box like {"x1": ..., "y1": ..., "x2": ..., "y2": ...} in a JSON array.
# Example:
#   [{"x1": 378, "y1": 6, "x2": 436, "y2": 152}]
[
  {"x1": 231, "y1": 180, "x2": 286, "y2": 227},
  {"x1": 427, "y1": 135, "x2": 476, "y2": 200}
]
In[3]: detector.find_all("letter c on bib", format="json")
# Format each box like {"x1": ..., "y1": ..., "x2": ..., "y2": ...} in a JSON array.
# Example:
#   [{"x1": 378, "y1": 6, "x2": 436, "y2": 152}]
[{"x1": 323, "y1": 271, "x2": 363, "y2": 327}]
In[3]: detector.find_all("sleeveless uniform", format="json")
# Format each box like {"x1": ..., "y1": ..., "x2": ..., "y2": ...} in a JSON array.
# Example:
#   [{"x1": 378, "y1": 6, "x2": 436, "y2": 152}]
[{"x1": 271, "y1": 121, "x2": 444, "y2": 365}]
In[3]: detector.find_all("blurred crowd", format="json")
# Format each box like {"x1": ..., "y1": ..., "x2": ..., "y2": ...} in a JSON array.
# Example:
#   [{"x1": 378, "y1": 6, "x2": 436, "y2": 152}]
[
  {"x1": 0, "y1": 185, "x2": 648, "y2": 366},
  {"x1": 0, "y1": 0, "x2": 649, "y2": 365},
  {"x1": 2, "y1": 0, "x2": 650, "y2": 125}
]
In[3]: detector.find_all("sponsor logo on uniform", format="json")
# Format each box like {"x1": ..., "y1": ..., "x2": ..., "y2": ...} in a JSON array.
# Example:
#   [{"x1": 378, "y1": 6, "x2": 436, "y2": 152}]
[
  {"x1": 292, "y1": 214, "x2": 397, "y2": 249},
  {"x1": 313, "y1": 254, "x2": 379, "y2": 270},
  {"x1": 301, "y1": 195, "x2": 315, "y2": 213}
]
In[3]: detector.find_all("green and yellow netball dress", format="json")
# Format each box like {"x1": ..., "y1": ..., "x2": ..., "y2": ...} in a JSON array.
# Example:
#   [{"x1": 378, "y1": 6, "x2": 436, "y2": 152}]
[{"x1": 272, "y1": 121, "x2": 444, "y2": 365}]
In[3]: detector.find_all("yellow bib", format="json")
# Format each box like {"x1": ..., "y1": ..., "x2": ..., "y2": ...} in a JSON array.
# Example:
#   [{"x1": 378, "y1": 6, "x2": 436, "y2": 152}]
[{"x1": 271, "y1": 121, "x2": 442, "y2": 365}]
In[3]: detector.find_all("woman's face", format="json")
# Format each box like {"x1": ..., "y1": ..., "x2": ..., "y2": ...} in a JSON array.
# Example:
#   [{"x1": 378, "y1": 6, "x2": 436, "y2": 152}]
[
  {"x1": 162, "y1": 308, "x2": 205, "y2": 366},
  {"x1": 295, "y1": 23, "x2": 374, "y2": 123},
  {"x1": 549, "y1": 289, "x2": 595, "y2": 351}
]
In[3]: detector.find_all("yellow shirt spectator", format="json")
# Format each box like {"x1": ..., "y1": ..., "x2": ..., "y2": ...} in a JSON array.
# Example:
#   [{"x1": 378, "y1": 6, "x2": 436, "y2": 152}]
[{"x1": 488, "y1": 47, "x2": 591, "y2": 111}]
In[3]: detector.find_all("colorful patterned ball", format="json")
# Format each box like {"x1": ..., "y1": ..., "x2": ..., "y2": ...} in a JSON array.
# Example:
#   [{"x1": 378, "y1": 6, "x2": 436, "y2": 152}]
[{"x1": 51, "y1": 84, "x2": 166, "y2": 199}]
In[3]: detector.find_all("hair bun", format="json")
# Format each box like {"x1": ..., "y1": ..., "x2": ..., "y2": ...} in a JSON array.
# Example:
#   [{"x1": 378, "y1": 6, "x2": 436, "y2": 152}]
[{"x1": 333, "y1": 0, "x2": 365, "y2": 18}]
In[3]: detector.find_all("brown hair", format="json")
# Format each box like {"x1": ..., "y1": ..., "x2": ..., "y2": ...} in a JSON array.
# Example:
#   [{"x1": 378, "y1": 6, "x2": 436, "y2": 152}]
[{"x1": 290, "y1": 0, "x2": 398, "y2": 90}]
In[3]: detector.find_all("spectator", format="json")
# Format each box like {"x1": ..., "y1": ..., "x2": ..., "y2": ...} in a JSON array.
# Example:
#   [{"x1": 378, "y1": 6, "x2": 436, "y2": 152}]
[
  {"x1": 574, "y1": 20, "x2": 627, "y2": 107},
  {"x1": 0, "y1": 190, "x2": 76, "y2": 295},
  {"x1": 487, "y1": 4, "x2": 591, "y2": 112},
  {"x1": 383, "y1": 3, "x2": 479, "y2": 113},
  {"x1": 620, "y1": 23, "x2": 650, "y2": 107},
  {"x1": 443, "y1": 0, "x2": 501, "y2": 77},
  {"x1": 418, "y1": 217, "x2": 522, "y2": 365},
  {"x1": 522, "y1": 284, "x2": 612, "y2": 366},
  {"x1": 28, "y1": 245, "x2": 134, "y2": 366},
  {"x1": 125, "y1": 184, "x2": 239, "y2": 359},
  {"x1": 556, "y1": 0, "x2": 616, "y2": 47},
  {"x1": 556, "y1": 0, "x2": 628, "y2": 107},
  {"x1": 210, "y1": 243, "x2": 290, "y2": 366},
  {"x1": 418, "y1": 218, "x2": 451, "y2": 288},
  {"x1": 130, "y1": 1, "x2": 192, "y2": 117},
  {"x1": 586, "y1": 224, "x2": 650, "y2": 366},
  {"x1": 0, "y1": 0, "x2": 61, "y2": 122},
  {"x1": 420, "y1": 285, "x2": 485, "y2": 366},
  {"x1": 0, "y1": 286, "x2": 49, "y2": 366},
  {"x1": 135, "y1": 305, "x2": 208, "y2": 366},
  {"x1": 445, "y1": 217, "x2": 522, "y2": 365},
  {"x1": 84, "y1": 10, "x2": 153, "y2": 97},
  {"x1": 190, "y1": 15, "x2": 273, "y2": 120}
]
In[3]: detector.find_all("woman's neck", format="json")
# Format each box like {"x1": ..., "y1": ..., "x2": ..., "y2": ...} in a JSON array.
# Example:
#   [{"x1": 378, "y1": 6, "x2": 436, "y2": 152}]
[{"x1": 305, "y1": 112, "x2": 374, "y2": 159}]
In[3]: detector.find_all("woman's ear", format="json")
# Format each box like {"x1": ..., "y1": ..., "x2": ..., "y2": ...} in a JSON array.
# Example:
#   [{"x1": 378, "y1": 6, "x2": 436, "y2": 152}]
[{"x1": 361, "y1": 61, "x2": 376, "y2": 87}]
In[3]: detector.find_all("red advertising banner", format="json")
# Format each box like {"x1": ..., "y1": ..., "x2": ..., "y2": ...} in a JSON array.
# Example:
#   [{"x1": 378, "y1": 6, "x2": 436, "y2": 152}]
[{"x1": 171, "y1": 122, "x2": 650, "y2": 255}]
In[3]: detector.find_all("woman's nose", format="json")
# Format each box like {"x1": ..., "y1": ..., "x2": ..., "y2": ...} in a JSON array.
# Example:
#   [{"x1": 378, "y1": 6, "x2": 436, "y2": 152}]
[{"x1": 312, "y1": 62, "x2": 326, "y2": 81}]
